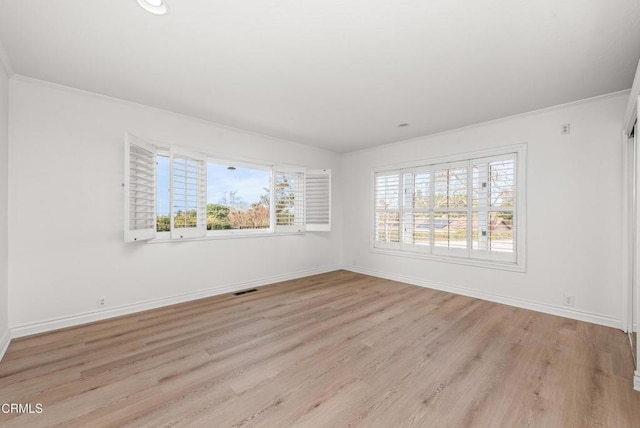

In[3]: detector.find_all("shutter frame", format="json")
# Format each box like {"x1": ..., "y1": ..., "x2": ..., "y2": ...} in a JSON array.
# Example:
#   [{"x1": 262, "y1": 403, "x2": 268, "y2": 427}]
[
  {"x1": 306, "y1": 169, "x2": 331, "y2": 232},
  {"x1": 273, "y1": 167, "x2": 306, "y2": 233},
  {"x1": 170, "y1": 145, "x2": 208, "y2": 240},
  {"x1": 124, "y1": 133, "x2": 157, "y2": 242},
  {"x1": 373, "y1": 170, "x2": 401, "y2": 249}
]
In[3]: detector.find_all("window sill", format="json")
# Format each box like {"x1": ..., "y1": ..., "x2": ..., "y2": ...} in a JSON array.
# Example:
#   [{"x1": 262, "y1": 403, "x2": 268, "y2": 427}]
[
  {"x1": 147, "y1": 229, "x2": 305, "y2": 243},
  {"x1": 370, "y1": 247, "x2": 526, "y2": 272}
]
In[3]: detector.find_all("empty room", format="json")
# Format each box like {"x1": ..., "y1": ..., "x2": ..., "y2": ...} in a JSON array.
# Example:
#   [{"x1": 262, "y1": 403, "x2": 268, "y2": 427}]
[{"x1": 1, "y1": 0, "x2": 640, "y2": 426}]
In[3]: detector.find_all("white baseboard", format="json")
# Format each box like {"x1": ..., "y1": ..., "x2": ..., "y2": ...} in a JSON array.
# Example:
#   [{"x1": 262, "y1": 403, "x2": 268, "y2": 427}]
[
  {"x1": 0, "y1": 328, "x2": 10, "y2": 362},
  {"x1": 11, "y1": 265, "x2": 342, "y2": 338},
  {"x1": 635, "y1": 371, "x2": 640, "y2": 392},
  {"x1": 342, "y1": 265, "x2": 622, "y2": 330}
]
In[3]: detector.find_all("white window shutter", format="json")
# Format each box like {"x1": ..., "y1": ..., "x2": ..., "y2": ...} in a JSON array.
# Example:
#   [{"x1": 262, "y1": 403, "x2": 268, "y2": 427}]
[
  {"x1": 373, "y1": 170, "x2": 401, "y2": 249},
  {"x1": 470, "y1": 154, "x2": 517, "y2": 262},
  {"x1": 124, "y1": 133, "x2": 156, "y2": 242},
  {"x1": 170, "y1": 146, "x2": 207, "y2": 240},
  {"x1": 274, "y1": 167, "x2": 305, "y2": 233},
  {"x1": 306, "y1": 169, "x2": 331, "y2": 231}
]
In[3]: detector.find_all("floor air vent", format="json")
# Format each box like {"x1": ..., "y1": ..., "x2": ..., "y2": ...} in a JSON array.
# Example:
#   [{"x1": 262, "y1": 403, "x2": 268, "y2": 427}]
[{"x1": 233, "y1": 288, "x2": 258, "y2": 296}]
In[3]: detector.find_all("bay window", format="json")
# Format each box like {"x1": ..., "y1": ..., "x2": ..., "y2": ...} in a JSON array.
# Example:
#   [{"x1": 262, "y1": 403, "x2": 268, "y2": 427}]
[{"x1": 124, "y1": 133, "x2": 331, "y2": 242}]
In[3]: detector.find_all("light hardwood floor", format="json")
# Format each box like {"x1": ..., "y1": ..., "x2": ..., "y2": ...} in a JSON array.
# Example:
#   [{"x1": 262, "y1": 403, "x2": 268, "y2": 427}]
[{"x1": 1, "y1": 270, "x2": 639, "y2": 427}]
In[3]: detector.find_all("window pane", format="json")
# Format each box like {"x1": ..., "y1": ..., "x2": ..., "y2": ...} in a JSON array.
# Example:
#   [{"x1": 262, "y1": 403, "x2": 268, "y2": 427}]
[
  {"x1": 404, "y1": 171, "x2": 430, "y2": 208},
  {"x1": 471, "y1": 211, "x2": 486, "y2": 251},
  {"x1": 376, "y1": 211, "x2": 399, "y2": 243},
  {"x1": 433, "y1": 212, "x2": 467, "y2": 249},
  {"x1": 173, "y1": 157, "x2": 203, "y2": 229},
  {"x1": 434, "y1": 167, "x2": 467, "y2": 208},
  {"x1": 402, "y1": 172, "x2": 414, "y2": 208},
  {"x1": 490, "y1": 159, "x2": 515, "y2": 208},
  {"x1": 472, "y1": 163, "x2": 488, "y2": 208},
  {"x1": 207, "y1": 163, "x2": 271, "y2": 230},
  {"x1": 489, "y1": 211, "x2": 514, "y2": 252},
  {"x1": 412, "y1": 212, "x2": 431, "y2": 247},
  {"x1": 376, "y1": 174, "x2": 400, "y2": 210},
  {"x1": 156, "y1": 155, "x2": 170, "y2": 232},
  {"x1": 275, "y1": 171, "x2": 303, "y2": 227},
  {"x1": 414, "y1": 172, "x2": 430, "y2": 208}
]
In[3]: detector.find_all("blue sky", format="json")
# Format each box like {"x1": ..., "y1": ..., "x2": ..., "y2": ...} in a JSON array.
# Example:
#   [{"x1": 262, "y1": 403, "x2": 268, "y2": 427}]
[
  {"x1": 206, "y1": 163, "x2": 270, "y2": 206},
  {"x1": 156, "y1": 156, "x2": 270, "y2": 216}
]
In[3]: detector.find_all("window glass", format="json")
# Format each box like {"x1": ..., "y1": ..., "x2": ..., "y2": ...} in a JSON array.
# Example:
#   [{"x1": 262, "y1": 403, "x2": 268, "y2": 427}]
[
  {"x1": 156, "y1": 155, "x2": 171, "y2": 232},
  {"x1": 206, "y1": 163, "x2": 271, "y2": 231},
  {"x1": 373, "y1": 149, "x2": 521, "y2": 267}
]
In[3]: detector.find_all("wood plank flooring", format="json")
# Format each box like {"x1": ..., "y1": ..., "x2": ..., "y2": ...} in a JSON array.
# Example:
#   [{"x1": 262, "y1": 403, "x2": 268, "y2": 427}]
[{"x1": 1, "y1": 270, "x2": 639, "y2": 427}]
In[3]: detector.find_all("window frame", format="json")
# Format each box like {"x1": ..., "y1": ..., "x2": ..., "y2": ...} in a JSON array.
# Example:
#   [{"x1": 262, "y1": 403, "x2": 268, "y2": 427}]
[
  {"x1": 169, "y1": 145, "x2": 208, "y2": 240},
  {"x1": 205, "y1": 158, "x2": 274, "y2": 237},
  {"x1": 125, "y1": 137, "x2": 328, "y2": 243},
  {"x1": 273, "y1": 166, "x2": 306, "y2": 234},
  {"x1": 370, "y1": 144, "x2": 527, "y2": 272}
]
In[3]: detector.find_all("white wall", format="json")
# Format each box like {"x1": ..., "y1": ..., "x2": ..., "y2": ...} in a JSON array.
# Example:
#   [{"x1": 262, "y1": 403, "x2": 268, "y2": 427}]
[
  {"x1": 4, "y1": 74, "x2": 629, "y2": 336},
  {"x1": 341, "y1": 93, "x2": 627, "y2": 327},
  {"x1": 8, "y1": 77, "x2": 342, "y2": 334},
  {"x1": 0, "y1": 60, "x2": 9, "y2": 354}
]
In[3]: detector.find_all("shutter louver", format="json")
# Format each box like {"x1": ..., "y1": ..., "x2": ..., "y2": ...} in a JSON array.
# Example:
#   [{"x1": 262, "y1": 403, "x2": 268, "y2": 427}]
[
  {"x1": 401, "y1": 170, "x2": 431, "y2": 251},
  {"x1": 274, "y1": 169, "x2": 305, "y2": 233},
  {"x1": 373, "y1": 148, "x2": 522, "y2": 267},
  {"x1": 432, "y1": 163, "x2": 469, "y2": 256},
  {"x1": 306, "y1": 169, "x2": 331, "y2": 231},
  {"x1": 471, "y1": 155, "x2": 516, "y2": 261},
  {"x1": 170, "y1": 146, "x2": 207, "y2": 240},
  {"x1": 374, "y1": 171, "x2": 401, "y2": 248},
  {"x1": 124, "y1": 134, "x2": 156, "y2": 242}
]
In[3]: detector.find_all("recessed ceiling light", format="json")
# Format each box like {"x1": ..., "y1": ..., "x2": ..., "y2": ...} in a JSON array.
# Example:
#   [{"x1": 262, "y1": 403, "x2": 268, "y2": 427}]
[
  {"x1": 137, "y1": 0, "x2": 168, "y2": 15},
  {"x1": 398, "y1": 123, "x2": 409, "y2": 127}
]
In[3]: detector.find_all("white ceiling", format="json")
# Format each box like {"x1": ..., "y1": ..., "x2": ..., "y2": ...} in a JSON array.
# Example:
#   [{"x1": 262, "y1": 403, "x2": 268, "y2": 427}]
[{"x1": 0, "y1": 0, "x2": 639, "y2": 153}]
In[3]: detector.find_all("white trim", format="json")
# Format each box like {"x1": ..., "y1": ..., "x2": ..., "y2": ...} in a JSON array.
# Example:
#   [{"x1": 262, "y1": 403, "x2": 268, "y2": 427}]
[
  {"x1": 621, "y1": 130, "x2": 632, "y2": 333},
  {"x1": 0, "y1": 40, "x2": 14, "y2": 77},
  {"x1": 370, "y1": 248, "x2": 525, "y2": 272},
  {"x1": 635, "y1": 370, "x2": 640, "y2": 392},
  {"x1": 342, "y1": 264, "x2": 621, "y2": 329},
  {"x1": 0, "y1": 328, "x2": 10, "y2": 362},
  {"x1": 148, "y1": 229, "x2": 304, "y2": 243},
  {"x1": 10, "y1": 265, "x2": 342, "y2": 338}
]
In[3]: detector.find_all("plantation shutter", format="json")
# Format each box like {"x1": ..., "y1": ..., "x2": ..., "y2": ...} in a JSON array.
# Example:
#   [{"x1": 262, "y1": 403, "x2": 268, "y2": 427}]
[
  {"x1": 170, "y1": 146, "x2": 207, "y2": 240},
  {"x1": 305, "y1": 169, "x2": 331, "y2": 231},
  {"x1": 373, "y1": 170, "x2": 401, "y2": 249},
  {"x1": 432, "y1": 161, "x2": 469, "y2": 257},
  {"x1": 401, "y1": 169, "x2": 431, "y2": 252},
  {"x1": 124, "y1": 133, "x2": 156, "y2": 242},
  {"x1": 274, "y1": 167, "x2": 305, "y2": 233},
  {"x1": 471, "y1": 154, "x2": 516, "y2": 262}
]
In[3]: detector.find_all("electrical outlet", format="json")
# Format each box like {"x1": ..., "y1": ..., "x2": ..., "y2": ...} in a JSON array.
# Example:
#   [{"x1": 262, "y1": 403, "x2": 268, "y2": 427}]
[
  {"x1": 560, "y1": 123, "x2": 571, "y2": 135},
  {"x1": 98, "y1": 297, "x2": 106, "y2": 308},
  {"x1": 562, "y1": 294, "x2": 575, "y2": 307}
]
